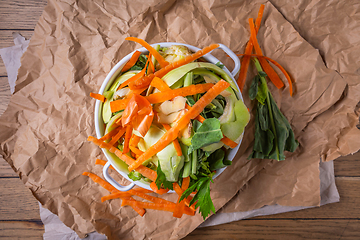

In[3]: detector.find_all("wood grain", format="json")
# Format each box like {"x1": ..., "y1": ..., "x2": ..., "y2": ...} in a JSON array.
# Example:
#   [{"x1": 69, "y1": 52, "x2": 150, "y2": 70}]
[
  {"x1": 185, "y1": 219, "x2": 360, "y2": 240},
  {"x1": 0, "y1": 221, "x2": 44, "y2": 240},
  {"x1": 0, "y1": 0, "x2": 47, "y2": 30}
]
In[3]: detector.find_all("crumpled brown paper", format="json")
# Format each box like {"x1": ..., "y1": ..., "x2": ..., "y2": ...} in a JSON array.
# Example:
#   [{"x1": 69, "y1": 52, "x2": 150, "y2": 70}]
[{"x1": 0, "y1": 0, "x2": 359, "y2": 239}]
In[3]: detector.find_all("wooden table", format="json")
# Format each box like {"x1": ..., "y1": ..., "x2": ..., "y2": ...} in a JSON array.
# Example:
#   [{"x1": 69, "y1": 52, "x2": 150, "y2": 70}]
[{"x1": 0, "y1": 1, "x2": 359, "y2": 239}]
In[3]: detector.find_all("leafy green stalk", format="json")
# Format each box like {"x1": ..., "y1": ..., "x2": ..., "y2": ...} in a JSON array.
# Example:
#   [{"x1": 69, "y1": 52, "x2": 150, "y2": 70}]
[
  {"x1": 248, "y1": 58, "x2": 298, "y2": 161},
  {"x1": 155, "y1": 161, "x2": 173, "y2": 190}
]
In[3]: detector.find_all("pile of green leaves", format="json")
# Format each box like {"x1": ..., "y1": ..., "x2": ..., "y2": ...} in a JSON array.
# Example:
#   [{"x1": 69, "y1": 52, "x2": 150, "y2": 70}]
[{"x1": 248, "y1": 58, "x2": 298, "y2": 161}]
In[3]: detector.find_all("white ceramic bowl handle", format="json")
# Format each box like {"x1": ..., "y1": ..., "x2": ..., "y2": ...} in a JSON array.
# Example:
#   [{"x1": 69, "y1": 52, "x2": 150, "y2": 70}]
[
  {"x1": 217, "y1": 44, "x2": 240, "y2": 77},
  {"x1": 102, "y1": 162, "x2": 135, "y2": 191}
]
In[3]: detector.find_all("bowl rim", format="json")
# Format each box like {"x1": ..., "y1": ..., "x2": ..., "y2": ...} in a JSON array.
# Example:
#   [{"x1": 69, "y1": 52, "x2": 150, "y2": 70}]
[{"x1": 94, "y1": 42, "x2": 243, "y2": 190}]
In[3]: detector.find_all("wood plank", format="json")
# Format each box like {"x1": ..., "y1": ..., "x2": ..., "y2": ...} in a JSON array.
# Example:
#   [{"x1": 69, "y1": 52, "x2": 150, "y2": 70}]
[
  {"x1": 0, "y1": 157, "x2": 17, "y2": 178},
  {"x1": 0, "y1": 76, "x2": 11, "y2": 116},
  {"x1": 0, "y1": 31, "x2": 34, "y2": 76},
  {"x1": 0, "y1": 221, "x2": 43, "y2": 240},
  {"x1": 0, "y1": 178, "x2": 41, "y2": 220},
  {"x1": 335, "y1": 151, "x2": 360, "y2": 177},
  {"x1": 185, "y1": 219, "x2": 360, "y2": 240},
  {"x1": 0, "y1": 0, "x2": 47, "y2": 30}
]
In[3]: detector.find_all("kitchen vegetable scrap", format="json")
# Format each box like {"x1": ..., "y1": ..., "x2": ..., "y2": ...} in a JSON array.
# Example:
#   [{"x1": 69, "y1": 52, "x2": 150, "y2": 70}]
[
  {"x1": 236, "y1": 7, "x2": 298, "y2": 160},
  {"x1": 87, "y1": 38, "x2": 250, "y2": 219}
]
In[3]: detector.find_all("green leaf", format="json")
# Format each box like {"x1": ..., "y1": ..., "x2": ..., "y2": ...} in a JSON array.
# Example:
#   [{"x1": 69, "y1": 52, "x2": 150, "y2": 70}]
[
  {"x1": 215, "y1": 61, "x2": 225, "y2": 69},
  {"x1": 155, "y1": 161, "x2": 173, "y2": 190},
  {"x1": 249, "y1": 75, "x2": 260, "y2": 100},
  {"x1": 208, "y1": 148, "x2": 232, "y2": 171},
  {"x1": 190, "y1": 118, "x2": 223, "y2": 151}
]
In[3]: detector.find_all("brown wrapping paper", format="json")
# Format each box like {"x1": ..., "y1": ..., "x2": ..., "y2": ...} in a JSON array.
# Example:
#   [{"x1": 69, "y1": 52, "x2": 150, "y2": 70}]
[{"x1": 0, "y1": 0, "x2": 359, "y2": 239}]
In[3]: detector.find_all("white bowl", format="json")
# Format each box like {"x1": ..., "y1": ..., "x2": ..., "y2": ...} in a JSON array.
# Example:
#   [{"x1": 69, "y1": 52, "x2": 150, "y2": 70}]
[{"x1": 94, "y1": 42, "x2": 242, "y2": 191}]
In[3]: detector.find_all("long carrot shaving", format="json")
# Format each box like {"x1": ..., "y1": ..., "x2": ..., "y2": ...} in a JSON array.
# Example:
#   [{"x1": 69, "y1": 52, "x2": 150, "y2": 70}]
[
  {"x1": 147, "y1": 53, "x2": 154, "y2": 74},
  {"x1": 126, "y1": 37, "x2": 169, "y2": 69},
  {"x1": 173, "y1": 182, "x2": 196, "y2": 211},
  {"x1": 128, "y1": 189, "x2": 176, "y2": 205},
  {"x1": 122, "y1": 199, "x2": 175, "y2": 212},
  {"x1": 111, "y1": 83, "x2": 214, "y2": 112},
  {"x1": 181, "y1": 176, "x2": 190, "y2": 190},
  {"x1": 249, "y1": 18, "x2": 284, "y2": 89},
  {"x1": 128, "y1": 44, "x2": 220, "y2": 90},
  {"x1": 237, "y1": 4, "x2": 265, "y2": 92},
  {"x1": 173, "y1": 177, "x2": 191, "y2": 218},
  {"x1": 95, "y1": 159, "x2": 115, "y2": 170},
  {"x1": 90, "y1": 92, "x2": 105, "y2": 102},
  {"x1": 129, "y1": 146, "x2": 144, "y2": 156},
  {"x1": 121, "y1": 50, "x2": 142, "y2": 72},
  {"x1": 162, "y1": 123, "x2": 183, "y2": 156},
  {"x1": 150, "y1": 77, "x2": 171, "y2": 91},
  {"x1": 88, "y1": 136, "x2": 157, "y2": 181},
  {"x1": 130, "y1": 134, "x2": 141, "y2": 147},
  {"x1": 108, "y1": 127, "x2": 126, "y2": 146},
  {"x1": 133, "y1": 187, "x2": 154, "y2": 194},
  {"x1": 128, "y1": 80, "x2": 230, "y2": 172},
  {"x1": 122, "y1": 124, "x2": 133, "y2": 154},
  {"x1": 150, "y1": 181, "x2": 169, "y2": 195},
  {"x1": 237, "y1": 54, "x2": 294, "y2": 96}
]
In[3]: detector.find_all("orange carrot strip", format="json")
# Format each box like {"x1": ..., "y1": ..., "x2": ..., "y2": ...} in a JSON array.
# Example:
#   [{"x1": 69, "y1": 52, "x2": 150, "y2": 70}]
[
  {"x1": 122, "y1": 199, "x2": 194, "y2": 216},
  {"x1": 249, "y1": 18, "x2": 284, "y2": 89},
  {"x1": 130, "y1": 134, "x2": 141, "y2": 147},
  {"x1": 122, "y1": 124, "x2": 133, "y2": 154},
  {"x1": 162, "y1": 123, "x2": 182, "y2": 156},
  {"x1": 237, "y1": 4, "x2": 265, "y2": 92},
  {"x1": 128, "y1": 189, "x2": 176, "y2": 205},
  {"x1": 117, "y1": 67, "x2": 146, "y2": 91},
  {"x1": 126, "y1": 37, "x2": 169, "y2": 69},
  {"x1": 124, "y1": 196, "x2": 146, "y2": 216},
  {"x1": 101, "y1": 192, "x2": 132, "y2": 202},
  {"x1": 99, "y1": 125, "x2": 122, "y2": 141},
  {"x1": 90, "y1": 92, "x2": 105, "y2": 102},
  {"x1": 121, "y1": 50, "x2": 142, "y2": 72},
  {"x1": 148, "y1": 54, "x2": 155, "y2": 74},
  {"x1": 129, "y1": 146, "x2": 144, "y2": 156},
  {"x1": 95, "y1": 159, "x2": 116, "y2": 170},
  {"x1": 182, "y1": 176, "x2": 190, "y2": 191},
  {"x1": 173, "y1": 177, "x2": 190, "y2": 218},
  {"x1": 173, "y1": 183, "x2": 196, "y2": 212},
  {"x1": 237, "y1": 54, "x2": 294, "y2": 96},
  {"x1": 111, "y1": 83, "x2": 214, "y2": 112},
  {"x1": 108, "y1": 127, "x2": 126, "y2": 146},
  {"x1": 128, "y1": 80, "x2": 230, "y2": 172},
  {"x1": 128, "y1": 44, "x2": 219, "y2": 90},
  {"x1": 82, "y1": 172, "x2": 118, "y2": 193},
  {"x1": 88, "y1": 136, "x2": 157, "y2": 181},
  {"x1": 150, "y1": 181, "x2": 169, "y2": 195},
  {"x1": 133, "y1": 187, "x2": 154, "y2": 194},
  {"x1": 150, "y1": 77, "x2": 171, "y2": 91}
]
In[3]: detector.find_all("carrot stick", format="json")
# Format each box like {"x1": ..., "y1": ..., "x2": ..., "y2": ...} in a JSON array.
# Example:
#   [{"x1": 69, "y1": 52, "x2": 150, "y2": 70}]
[
  {"x1": 128, "y1": 80, "x2": 230, "y2": 172},
  {"x1": 173, "y1": 182, "x2": 196, "y2": 212},
  {"x1": 117, "y1": 66, "x2": 146, "y2": 91},
  {"x1": 99, "y1": 125, "x2": 122, "y2": 141},
  {"x1": 108, "y1": 127, "x2": 126, "y2": 146},
  {"x1": 101, "y1": 192, "x2": 132, "y2": 202},
  {"x1": 90, "y1": 92, "x2": 105, "y2": 102},
  {"x1": 173, "y1": 177, "x2": 190, "y2": 218},
  {"x1": 122, "y1": 124, "x2": 133, "y2": 154},
  {"x1": 162, "y1": 123, "x2": 183, "y2": 156},
  {"x1": 122, "y1": 199, "x2": 176, "y2": 212},
  {"x1": 82, "y1": 172, "x2": 118, "y2": 193},
  {"x1": 237, "y1": 54, "x2": 294, "y2": 96},
  {"x1": 124, "y1": 196, "x2": 146, "y2": 217},
  {"x1": 150, "y1": 181, "x2": 169, "y2": 195},
  {"x1": 111, "y1": 83, "x2": 214, "y2": 112},
  {"x1": 249, "y1": 18, "x2": 284, "y2": 89},
  {"x1": 129, "y1": 146, "x2": 144, "y2": 156},
  {"x1": 181, "y1": 176, "x2": 190, "y2": 190},
  {"x1": 237, "y1": 4, "x2": 265, "y2": 92},
  {"x1": 121, "y1": 50, "x2": 142, "y2": 72},
  {"x1": 147, "y1": 53, "x2": 154, "y2": 74},
  {"x1": 88, "y1": 136, "x2": 157, "y2": 181},
  {"x1": 95, "y1": 159, "x2": 116, "y2": 170},
  {"x1": 126, "y1": 37, "x2": 169, "y2": 69},
  {"x1": 128, "y1": 43, "x2": 219, "y2": 90},
  {"x1": 133, "y1": 187, "x2": 154, "y2": 194},
  {"x1": 130, "y1": 134, "x2": 141, "y2": 147},
  {"x1": 128, "y1": 189, "x2": 176, "y2": 205}
]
